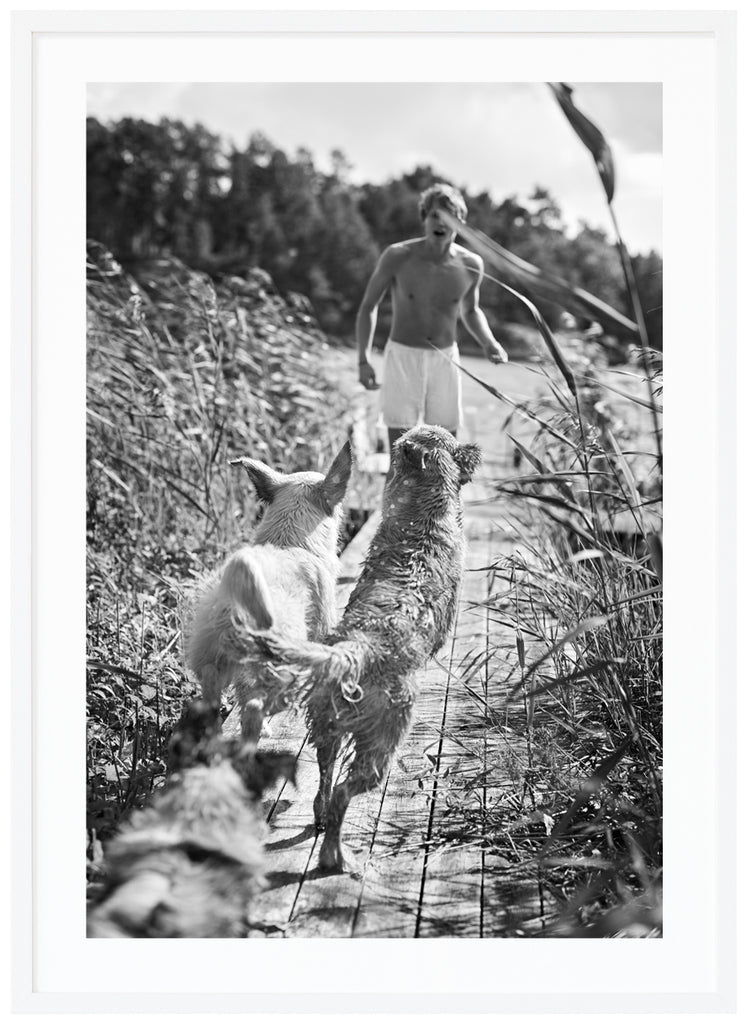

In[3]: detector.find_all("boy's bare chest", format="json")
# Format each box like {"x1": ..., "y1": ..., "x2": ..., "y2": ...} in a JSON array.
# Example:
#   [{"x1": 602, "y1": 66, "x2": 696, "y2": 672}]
[{"x1": 394, "y1": 257, "x2": 471, "y2": 306}]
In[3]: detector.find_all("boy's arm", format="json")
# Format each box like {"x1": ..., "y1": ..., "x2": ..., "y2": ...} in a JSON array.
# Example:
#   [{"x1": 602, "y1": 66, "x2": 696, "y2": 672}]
[
  {"x1": 356, "y1": 247, "x2": 398, "y2": 389},
  {"x1": 460, "y1": 255, "x2": 508, "y2": 363}
]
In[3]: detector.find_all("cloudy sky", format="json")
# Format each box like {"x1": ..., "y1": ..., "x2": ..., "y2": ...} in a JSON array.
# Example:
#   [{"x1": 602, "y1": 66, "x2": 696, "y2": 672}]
[{"x1": 88, "y1": 82, "x2": 662, "y2": 255}]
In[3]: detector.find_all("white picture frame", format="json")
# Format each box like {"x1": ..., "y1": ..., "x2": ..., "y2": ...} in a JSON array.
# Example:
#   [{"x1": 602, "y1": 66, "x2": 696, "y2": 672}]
[{"x1": 10, "y1": 7, "x2": 738, "y2": 1014}]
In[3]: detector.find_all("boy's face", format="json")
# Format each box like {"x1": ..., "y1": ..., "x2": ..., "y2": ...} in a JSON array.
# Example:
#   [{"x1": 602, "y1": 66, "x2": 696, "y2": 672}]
[{"x1": 422, "y1": 201, "x2": 462, "y2": 244}]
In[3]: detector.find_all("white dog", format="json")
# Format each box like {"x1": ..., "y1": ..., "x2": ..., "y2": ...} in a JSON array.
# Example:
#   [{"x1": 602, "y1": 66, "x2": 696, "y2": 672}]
[{"x1": 186, "y1": 442, "x2": 353, "y2": 742}]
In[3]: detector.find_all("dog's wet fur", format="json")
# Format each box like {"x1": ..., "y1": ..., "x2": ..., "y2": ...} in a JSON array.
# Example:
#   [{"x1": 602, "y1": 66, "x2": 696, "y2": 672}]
[
  {"x1": 250, "y1": 425, "x2": 481, "y2": 871},
  {"x1": 186, "y1": 442, "x2": 352, "y2": 742},
  {"x1": 86, "y1": 699, "x2": 296, "y2": 938}
]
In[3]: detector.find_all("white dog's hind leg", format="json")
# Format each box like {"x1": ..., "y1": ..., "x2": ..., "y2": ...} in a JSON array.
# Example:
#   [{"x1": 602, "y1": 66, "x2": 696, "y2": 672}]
[
  {"x1": 241, "y1": 697, "x2": 265, "y2": 746},
  {"x1": 199, "y1": 664, "x2": 223, "y2": 708}
]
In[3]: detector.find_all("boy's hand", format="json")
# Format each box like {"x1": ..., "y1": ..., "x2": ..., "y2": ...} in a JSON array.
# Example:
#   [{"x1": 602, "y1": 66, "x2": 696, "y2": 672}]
[
  {"x1": 359, "y1": 359, "x2": 380, "y2": 390},
  {"x1": 486, "y1": 341, "x2": 508, "y2": 364}
]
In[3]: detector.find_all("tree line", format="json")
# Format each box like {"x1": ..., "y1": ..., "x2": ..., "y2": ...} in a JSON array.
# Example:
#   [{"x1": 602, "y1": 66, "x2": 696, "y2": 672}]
[{"x1": 87, "y1": 116, "x2": 662, "y2": 347}]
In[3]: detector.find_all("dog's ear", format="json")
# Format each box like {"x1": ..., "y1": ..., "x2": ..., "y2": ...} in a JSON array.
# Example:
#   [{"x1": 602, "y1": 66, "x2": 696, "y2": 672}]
[
  {"x1": 235, "y1": 747, "x2": 297, "y2": 797},
  {"x1": 167, "y1": 699, "x2": 221, "y2": 772},
  {"x1": 318, "y1": 440, "x2": 353, "y2": 513},
  {"x1": 231, "y1": 457, "x2": 284, "y2": 504},
  {"x1": 454, "y1": 442, "x2": 482, "y2": 485}
]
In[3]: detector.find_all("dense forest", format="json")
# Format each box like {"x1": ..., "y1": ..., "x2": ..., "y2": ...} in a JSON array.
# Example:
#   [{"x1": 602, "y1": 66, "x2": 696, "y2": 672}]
[{"x1": 87, "y1": 116, "x2": 662, "y2": 349}]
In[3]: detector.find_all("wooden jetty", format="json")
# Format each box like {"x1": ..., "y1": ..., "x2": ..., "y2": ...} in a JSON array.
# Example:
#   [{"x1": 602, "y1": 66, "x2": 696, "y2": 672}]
[{"x1": 246, "y1": 424, "x2": 556, "y2": 938}]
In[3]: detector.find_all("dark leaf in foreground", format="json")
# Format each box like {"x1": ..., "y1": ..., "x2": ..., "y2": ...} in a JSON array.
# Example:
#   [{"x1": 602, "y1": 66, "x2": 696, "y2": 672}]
[{"x1": 549, "y1": 82, "x2": 616, "y2": 203}]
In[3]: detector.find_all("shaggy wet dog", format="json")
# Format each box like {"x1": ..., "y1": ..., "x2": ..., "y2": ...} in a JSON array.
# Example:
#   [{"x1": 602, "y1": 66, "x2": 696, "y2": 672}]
[
  {"x1": 87, "y1": 700, "x2": 296, "y2": 938},
  {"x1": 186, "y1": 442, "x2": 352, "y2": 742},
  {"x1": 250, "y1": 425, "x2": 481, "y2": 871}
]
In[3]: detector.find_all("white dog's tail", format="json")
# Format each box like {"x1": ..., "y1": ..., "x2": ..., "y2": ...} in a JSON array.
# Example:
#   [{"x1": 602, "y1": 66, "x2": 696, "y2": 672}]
[
  {"x1": 187, "y1": 550, "x2": 274, "y2": 695},
  {"x1": 219, "y1": 550, "x2": 274, "y2": 632}
]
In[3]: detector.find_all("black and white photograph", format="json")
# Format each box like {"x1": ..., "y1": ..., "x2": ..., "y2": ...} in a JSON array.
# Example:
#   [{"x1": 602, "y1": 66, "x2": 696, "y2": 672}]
[
  {"x1": 12, "y1": 8, "x2": 738, "y2": 1013},
  {"x1": 84, "y1": 81, "x2": 663, "y2": 940}
]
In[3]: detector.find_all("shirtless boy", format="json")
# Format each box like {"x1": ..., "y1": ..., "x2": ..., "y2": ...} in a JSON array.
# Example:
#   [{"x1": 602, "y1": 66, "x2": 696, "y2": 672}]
[{"x1": 356, "y1": 183, "x2": 508, "y2": 452}]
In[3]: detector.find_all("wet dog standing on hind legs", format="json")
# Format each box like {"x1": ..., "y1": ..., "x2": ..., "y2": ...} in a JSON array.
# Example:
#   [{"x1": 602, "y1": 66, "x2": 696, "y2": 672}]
[
  {"x1": 186, "y1": 441, "x2": 353, "y2": 742},
  {"x1": 250, "y1": 425, "x2": 481, "y2": 872}
]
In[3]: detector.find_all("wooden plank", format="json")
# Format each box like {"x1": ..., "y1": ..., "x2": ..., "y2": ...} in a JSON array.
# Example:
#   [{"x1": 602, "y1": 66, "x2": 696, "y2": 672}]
[
  {"x1": 350, "y1": 665, "x2": 448, "y2": 938},
  {"x1": 282, "y1": 699, "x2": 399, "y2": 937},
  {"x1": 414, "y1": 530, "x2": 491, "y2": 937}
]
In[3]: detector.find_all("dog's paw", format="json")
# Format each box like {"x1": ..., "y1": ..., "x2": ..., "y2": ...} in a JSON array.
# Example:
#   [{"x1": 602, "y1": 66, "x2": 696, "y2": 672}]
[
  {"x1": 318, "y1": 837, "x2": 345, "y2": 874},
  {"x1": 318, "y1": 839, "x2": 361, "y2": 877}
]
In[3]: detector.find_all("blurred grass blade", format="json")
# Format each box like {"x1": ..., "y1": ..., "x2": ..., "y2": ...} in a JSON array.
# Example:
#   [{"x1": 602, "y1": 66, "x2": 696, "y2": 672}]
[
  {"x1": 605, "y1": 428, "x2": 645, "y2": 533},
  {"x1": 442, "y1": 353, "x2": 577, "y2": 450},
  {"x1": 549, "y1": 82, "x2": 616, "y2": 202},
  {"x1": 444, "y1": 211, "x2": 637, "y2": 338},
  {"x1": 499, "y1": 486, "x2": 594, "y2": 527},
  {"x1": 443, "y1": 212, "x2": 579, "y2": 398},
  {"x1": 646, "y1": 532, "x2": 663, "y2": 582},
  {"x1": 506, "y1": 433, "x2": 583, "y2": 511},
  {"x1": 515, "y1": 629, "x2": 526, "y2": 670},
  {"x1": 507, "y1": 433, "x2": 549, "y2": 477},
  {"x1": 579, "y1": 372, "x2": 663, "y2": 415}
]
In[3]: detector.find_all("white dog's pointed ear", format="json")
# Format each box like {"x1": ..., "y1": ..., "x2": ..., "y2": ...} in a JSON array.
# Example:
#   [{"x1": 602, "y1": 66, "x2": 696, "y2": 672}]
[
  {"x1": 231, "y1": 457, "x2": 284, "y2": 504},
  {"x1": 318, "y1": 440, "x2": 353, "y2": 513},
  {"x1": 454, "y1": 442, "x2": 482, "y2": 485}
]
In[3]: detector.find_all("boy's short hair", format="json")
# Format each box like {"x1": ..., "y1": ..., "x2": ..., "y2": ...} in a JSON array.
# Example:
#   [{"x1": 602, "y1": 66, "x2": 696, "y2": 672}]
[{"x1": 418, "y1": 183, "x2": 468, "y2": 222}]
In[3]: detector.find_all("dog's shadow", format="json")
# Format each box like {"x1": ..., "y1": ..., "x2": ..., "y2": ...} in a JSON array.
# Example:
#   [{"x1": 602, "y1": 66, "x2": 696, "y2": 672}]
[
  {"x1": 265, "y1": 823, "x2": 316, "y2": 852},
  {"x1": 263, "y1": 824, "x2": 365, "y2": 888},
  {"x1": 264, "y1": 860, "x2": 355, "y2": 890},
  {"x1": 263, "y1": 796, "x2": 294, "y2": 817}
]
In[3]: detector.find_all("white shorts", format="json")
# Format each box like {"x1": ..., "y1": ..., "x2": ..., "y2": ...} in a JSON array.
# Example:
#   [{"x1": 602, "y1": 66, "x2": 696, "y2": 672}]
[{"x1": 380, "y1": 339, "x2": 463, "y2": 431}]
